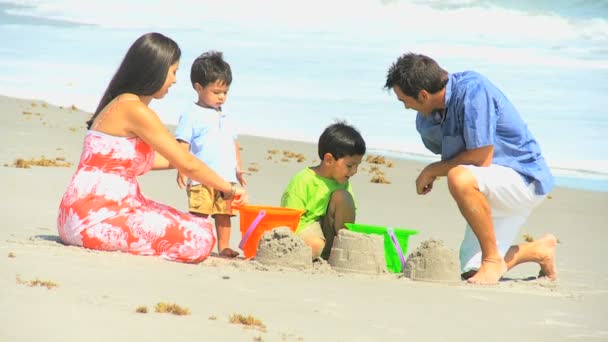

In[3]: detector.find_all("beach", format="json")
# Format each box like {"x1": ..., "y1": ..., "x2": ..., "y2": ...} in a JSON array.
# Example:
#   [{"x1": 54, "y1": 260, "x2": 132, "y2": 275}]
[{"x1": 1, "y1": 94, "x2": 608, "y2": 341}]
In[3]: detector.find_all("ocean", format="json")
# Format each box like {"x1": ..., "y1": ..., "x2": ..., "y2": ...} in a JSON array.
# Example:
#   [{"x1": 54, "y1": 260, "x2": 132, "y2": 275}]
[{"x1": 1, "y1": 0, "x2": 607, "y2": 191}]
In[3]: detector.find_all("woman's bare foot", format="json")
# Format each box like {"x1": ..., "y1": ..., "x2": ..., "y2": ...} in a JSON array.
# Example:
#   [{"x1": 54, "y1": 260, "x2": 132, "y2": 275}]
[
  {"x1": 467, "y1": 257, "x2": 507, "y2": 285},
  {"x1": 536, "y1": 234, "x2": 558, "y2": 280},
  {"x1": 218, "y1": 247, "x2": 240, "y2": 258}
]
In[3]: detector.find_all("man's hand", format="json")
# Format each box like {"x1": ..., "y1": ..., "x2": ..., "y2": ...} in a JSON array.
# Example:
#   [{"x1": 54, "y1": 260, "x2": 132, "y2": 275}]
[{"x1": 416, "y1": 165, "x2": 437, "y2": 195}]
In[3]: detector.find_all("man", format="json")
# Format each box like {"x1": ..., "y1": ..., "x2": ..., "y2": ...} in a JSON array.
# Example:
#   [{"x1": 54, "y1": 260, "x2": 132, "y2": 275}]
[{"x1": 384, "y1": 53, "x2": 558, "y2": 284}]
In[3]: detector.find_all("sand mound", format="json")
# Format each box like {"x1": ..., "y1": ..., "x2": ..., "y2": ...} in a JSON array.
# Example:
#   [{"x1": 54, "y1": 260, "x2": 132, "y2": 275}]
[
  {"x1": 255, "y1": 226, "x2": 312, "y2": 270},
  {"x1": 403, "y1": 239, "x2": 461, "y2": 283},
  {"x1": 328, "y1": 229, "x2": 387, "y2": 275}
]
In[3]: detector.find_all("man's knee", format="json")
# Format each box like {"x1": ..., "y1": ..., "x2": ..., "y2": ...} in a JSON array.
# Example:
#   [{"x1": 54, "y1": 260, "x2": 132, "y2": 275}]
[{"x1": 447, "y1": 166, "x2": 478, "y2": 197}]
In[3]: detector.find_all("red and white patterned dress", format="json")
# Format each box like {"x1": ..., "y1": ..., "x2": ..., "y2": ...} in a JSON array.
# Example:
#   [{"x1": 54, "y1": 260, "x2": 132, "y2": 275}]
[{"x1": 57, "y1": 130, "x2": 216, "y2": 263}]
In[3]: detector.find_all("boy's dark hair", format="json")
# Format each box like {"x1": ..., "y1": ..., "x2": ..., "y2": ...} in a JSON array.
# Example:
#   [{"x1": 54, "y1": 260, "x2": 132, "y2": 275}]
[
  {"x1": 190, "y1": 51, "x2": 232, "y2": 88},
  {"x1": 318, "y1": 121, "x2": 366, "y2": 160},
  {"x1": 384, "y1": 52, "x2": 448, "y2": 99},
  {"x1": 88, "y1": 32, "x2": 181, "y2": 129}
]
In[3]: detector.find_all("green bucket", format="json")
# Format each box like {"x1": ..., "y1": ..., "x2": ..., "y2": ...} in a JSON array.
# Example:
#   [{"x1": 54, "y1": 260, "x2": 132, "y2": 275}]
[{"x1": 345, "y1": 223, "x2": 418, "y2": 273}]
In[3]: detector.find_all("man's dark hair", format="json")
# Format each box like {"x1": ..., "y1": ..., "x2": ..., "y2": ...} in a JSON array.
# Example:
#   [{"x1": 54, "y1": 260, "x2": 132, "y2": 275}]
[
  {"x1": 318, "y1": 121, "x2": 366, "y2": 160},
  {"x1": 190, "y1": 50, "x2": 232, "y2": 88},
  {"x1": 384, "y1": 52, "x2": 448, "y2": 99}
]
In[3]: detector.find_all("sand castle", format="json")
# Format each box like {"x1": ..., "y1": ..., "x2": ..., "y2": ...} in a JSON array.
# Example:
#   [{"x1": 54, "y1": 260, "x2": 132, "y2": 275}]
[
  {"x1": 328, "y1": 229, "x2": 387, "y2": 274},
  {"x1": 256, "y1": 227, "x2": 389, "y2": 275},
  {"x1": 255, "y1": 226, "x2": 313, "y2": 270},
  {"x1": 403, "y1": 239, "x2": 461, "y2": 283}
]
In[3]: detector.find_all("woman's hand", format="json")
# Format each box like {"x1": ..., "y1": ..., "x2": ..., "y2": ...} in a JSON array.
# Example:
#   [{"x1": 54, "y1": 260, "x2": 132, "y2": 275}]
[{"x1": 230, "y1": 186, "x2": 248, "y2": 208}]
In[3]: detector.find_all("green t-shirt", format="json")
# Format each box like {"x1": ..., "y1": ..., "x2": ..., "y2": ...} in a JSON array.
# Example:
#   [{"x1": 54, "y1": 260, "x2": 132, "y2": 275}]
[{"x1": 280, "y1": 167, "x2": 356, "y2": 233}]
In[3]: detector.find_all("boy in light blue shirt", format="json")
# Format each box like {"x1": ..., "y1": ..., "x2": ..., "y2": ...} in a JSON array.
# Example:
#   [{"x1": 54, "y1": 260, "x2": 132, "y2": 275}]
[{"x1": 174, "y1": 51, "x2": 246, "y2": 258}]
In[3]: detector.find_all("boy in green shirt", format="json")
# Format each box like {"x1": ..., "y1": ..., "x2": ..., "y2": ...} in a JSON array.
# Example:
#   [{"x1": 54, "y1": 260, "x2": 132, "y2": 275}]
[{"x1": 281, "y1": 121, "x2": 366, "y2": 259}]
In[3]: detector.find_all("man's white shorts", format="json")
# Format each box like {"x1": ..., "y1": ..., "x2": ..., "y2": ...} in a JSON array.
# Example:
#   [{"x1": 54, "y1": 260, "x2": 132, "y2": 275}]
[{"x1": 459, "y1": 164, "x2": 546, "y2": 273}]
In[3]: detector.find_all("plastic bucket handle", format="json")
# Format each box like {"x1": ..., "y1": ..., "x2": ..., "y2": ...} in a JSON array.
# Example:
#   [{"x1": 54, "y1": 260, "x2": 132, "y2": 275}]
[
  {"x1": 387, "y1": 227, "x2": 407, "y2": 271},
  {"x1": 238, "y1": 209, "x2": 266, "y2": 249}
]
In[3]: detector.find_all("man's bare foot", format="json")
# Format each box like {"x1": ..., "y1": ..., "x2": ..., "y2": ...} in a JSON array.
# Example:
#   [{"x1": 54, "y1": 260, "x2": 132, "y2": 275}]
[
  {"x1": 461, "y1": 270, "x2": 476, "y2": 280},
  {"x1": 218, "y1": 247, "x2": 240, "y2": 258},
  {"x1": 467, "y1": 258, "x2": 507, "y2": 285},
  {"x1": 535, "y1": 234, "x2": 558, "y2": 280}
]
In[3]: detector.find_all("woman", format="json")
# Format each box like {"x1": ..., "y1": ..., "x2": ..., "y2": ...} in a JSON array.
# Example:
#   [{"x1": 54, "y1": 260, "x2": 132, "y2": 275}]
[{"x1": 57, "y1": 32, "x2": 247, "y2": 263}]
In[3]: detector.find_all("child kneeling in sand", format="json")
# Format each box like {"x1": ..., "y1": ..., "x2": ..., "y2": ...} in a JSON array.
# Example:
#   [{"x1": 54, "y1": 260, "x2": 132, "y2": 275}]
[
  {"x1": 281, "y1": 121, "x2": 366, "y2": 260},
  {"x1": 175, "y1": 51, "x2": 246, "y2": 258}
]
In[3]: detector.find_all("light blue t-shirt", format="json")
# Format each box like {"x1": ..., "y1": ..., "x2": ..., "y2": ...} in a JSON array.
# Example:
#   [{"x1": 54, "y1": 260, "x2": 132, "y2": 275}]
[
  {"x1": 416, "y1": 71, "x2": 554, "y2": 195},
  {"x1": 174, "y1": 103, "x2": 238, "y2": 184}
]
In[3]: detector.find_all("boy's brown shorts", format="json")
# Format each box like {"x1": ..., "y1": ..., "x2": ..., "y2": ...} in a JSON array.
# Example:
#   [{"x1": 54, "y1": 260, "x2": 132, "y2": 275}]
[
  {"x1": 296, "y1": 215, "x2": 334, "y2": 242},
  {"x1": 296, "y1": 221, "x2": 325, "y2": 241},
  {"x1": 187, "y1": 184, "x2": 236, "y2": 217}
]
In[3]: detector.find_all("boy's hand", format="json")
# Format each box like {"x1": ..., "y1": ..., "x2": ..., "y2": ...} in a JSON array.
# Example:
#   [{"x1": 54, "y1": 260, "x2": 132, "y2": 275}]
[
  {"x1": 236, "y1": 169, "x2": 247, "y2": 187},
  {"x1": 176, "y1": 172, "x2": 188, "y2": 189}
]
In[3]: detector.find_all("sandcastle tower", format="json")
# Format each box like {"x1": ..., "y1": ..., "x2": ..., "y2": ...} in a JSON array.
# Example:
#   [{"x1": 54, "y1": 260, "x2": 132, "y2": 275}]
[
  {"x1": 403, "y1": 239, "x2": 461, "y2": 283},
  {"x1": 328, "y1": 229, "x2": 387, "y2": 274},
  {"x1": 255, "y1": 226, "x2": 312, "y2": 270}
]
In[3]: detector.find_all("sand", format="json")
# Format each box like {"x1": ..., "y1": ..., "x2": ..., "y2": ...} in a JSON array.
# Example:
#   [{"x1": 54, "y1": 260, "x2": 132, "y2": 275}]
[{"x1": 1, "y1": 94, "x2": 608, "y2": 341}]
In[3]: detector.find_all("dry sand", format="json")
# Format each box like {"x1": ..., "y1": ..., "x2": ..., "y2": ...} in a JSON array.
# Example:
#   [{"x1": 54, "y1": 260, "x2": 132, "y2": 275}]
[{"x1": 1, "y1": 94, "x2": 608, "y2": 341}]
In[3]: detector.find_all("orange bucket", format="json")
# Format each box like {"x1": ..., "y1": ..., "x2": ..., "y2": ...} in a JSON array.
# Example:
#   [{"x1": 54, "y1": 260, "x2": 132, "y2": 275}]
[{"x1": 237, "y1": 205, "x2": 305, "y2": 259}]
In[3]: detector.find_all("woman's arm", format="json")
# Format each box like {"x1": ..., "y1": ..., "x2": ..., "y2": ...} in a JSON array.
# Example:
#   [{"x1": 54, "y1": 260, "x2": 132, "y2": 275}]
[
  {"x1": 151, "y1": 130, "x2": 193, "y2": 170},
  {"x1": 125, "y1": 101, "x2": 233, "y2": 194},
  {"x1": 151, "y1": 151, "x2": 173, "y2": 170}
]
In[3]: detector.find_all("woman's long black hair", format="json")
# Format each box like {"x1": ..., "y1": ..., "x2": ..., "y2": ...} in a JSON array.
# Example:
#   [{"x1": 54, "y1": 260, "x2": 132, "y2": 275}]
[{"x1": 86, "y1": 32, "x2": 181, "y2": 129}]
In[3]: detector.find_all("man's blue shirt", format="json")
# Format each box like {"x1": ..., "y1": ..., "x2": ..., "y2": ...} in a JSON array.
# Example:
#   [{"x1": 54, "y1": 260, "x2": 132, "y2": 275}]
[{"x1": 416, "y1": 71, "x2": 554, "y2": 195}]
